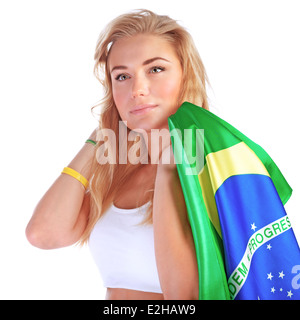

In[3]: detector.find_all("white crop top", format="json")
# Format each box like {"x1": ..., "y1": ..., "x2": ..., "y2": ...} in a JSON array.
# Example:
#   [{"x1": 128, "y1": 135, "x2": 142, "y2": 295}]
[{"x1": 89, "y1": 202, "x2": 163, "y2": 294}]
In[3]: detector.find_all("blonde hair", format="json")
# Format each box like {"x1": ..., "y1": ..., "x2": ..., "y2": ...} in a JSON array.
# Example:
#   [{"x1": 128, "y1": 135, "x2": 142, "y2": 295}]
[{"x1": 79, "y1": 9, "x2": 209, "y2": 244}]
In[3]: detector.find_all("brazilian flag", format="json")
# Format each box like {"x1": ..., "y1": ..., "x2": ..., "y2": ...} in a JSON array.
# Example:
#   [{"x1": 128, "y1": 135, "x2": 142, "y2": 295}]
[{"x1": 168, "y1": 102, "x2": 300, "y2": 300}]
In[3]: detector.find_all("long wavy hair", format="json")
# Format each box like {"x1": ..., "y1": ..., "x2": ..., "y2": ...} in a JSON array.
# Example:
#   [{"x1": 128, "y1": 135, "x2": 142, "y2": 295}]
[{"x1": 79, "y1": 9, "x2": 209, "y2": 244}]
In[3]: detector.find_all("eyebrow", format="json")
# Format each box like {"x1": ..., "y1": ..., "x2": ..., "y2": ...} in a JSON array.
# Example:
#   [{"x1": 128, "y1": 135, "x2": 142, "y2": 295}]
[{"x1": 110, "y1": 57, "x2": 170, "y2": 73}]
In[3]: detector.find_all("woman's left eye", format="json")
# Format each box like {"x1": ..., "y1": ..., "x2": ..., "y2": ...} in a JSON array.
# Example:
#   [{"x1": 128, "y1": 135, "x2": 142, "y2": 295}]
[{"x1": 149, "y1": 66, "x2": 165, "y2": 74}]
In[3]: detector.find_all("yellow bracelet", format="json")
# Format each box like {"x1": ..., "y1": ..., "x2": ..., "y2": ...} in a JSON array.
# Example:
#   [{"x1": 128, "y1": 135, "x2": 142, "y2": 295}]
[{"x1": 61, "y1": 167, "x2": 89, "y2": 189}]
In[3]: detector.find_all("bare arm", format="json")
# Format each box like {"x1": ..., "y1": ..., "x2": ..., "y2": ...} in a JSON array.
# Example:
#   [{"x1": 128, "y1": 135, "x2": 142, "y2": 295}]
[
  {"x1": 26, "y1": 129, "x2": 97, "y2": 249},
  {"x1": 153, "y1": 147, "x2": 199, "y2": 300}
]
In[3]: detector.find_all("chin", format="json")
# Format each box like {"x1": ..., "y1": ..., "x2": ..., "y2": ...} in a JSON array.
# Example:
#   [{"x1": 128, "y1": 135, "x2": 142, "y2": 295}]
[{"x1": 129, "y1": 118, "x2": 169, "y2": 133}]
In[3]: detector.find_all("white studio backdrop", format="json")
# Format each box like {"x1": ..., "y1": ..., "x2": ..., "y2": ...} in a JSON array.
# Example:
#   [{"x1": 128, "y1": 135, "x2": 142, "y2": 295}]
[{"x1": 0, "y1": 0, "x2": 299, "y2": 299}]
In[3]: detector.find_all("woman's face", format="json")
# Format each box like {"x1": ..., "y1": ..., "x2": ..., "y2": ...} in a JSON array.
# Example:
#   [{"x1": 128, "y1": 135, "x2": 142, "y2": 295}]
[{"x1": 108, "y1": 34, "x2": 183, "y2": 132}]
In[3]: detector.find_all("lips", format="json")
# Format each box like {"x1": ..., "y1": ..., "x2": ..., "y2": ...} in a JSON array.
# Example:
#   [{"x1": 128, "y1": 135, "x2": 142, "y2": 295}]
[{"x1": 130, "y1": 104, "x2": 158, "y2": 115}]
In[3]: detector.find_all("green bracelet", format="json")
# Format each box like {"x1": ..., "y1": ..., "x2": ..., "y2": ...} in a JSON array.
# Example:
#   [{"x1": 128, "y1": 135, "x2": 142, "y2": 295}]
[{"x1": 85, "y1": 139, "x2": 97, "y2": 146}]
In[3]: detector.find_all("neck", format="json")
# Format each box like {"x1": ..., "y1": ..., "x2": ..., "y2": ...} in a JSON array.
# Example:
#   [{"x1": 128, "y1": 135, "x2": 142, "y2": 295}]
[{"x1": 137, "y1": 125, "x2": 171, "y2": 165}]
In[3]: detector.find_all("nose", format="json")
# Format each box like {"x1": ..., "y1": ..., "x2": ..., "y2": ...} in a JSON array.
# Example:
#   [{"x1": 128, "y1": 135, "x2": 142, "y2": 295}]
[{"x1": 131, "y1": 75, "x2": 149, "y2": 99}]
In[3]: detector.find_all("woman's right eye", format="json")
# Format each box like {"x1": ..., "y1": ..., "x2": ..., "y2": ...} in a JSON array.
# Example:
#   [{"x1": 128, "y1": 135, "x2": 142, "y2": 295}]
[{"x1": 115, "y1": 74, "x2": 130, "y2": 81}]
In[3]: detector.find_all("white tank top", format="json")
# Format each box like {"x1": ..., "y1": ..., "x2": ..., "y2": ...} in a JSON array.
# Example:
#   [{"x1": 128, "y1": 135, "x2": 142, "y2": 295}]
[{"x1": 89, "y1": 201, "x2": 163, "y2": 294}]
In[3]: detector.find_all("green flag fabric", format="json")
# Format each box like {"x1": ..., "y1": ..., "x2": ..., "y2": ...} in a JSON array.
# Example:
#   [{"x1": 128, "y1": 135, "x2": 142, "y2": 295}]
[{"x1": 168, "y1": 102, "x2": 296, "y2": 300}]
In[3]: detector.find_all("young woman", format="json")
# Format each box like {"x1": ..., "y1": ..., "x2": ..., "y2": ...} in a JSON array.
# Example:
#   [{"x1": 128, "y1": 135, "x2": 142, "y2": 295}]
[{"x1": 26, "y1": 9, "x2": 209, "y2": 300}]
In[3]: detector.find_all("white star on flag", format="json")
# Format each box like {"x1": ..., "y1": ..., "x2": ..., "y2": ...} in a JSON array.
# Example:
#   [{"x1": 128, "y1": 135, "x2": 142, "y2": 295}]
[
  {"x1": 267, "y1": 272, "x2": 273, "y2": 280},
  {"x1": 251, "y1": 223, "x2": 257, "y2": 231},
  {"x1": 278, "y1": 271, "x2": 285, "y2": 279},
  {"x1": 266, "y1": 244, "x2": 272, "y2": 250},
  {"x1": 271, "y1": 287, "x2": 276, "y2": 293},
  {"x1": 287, "y1": 290, "x2": 293, "y2": 298}
]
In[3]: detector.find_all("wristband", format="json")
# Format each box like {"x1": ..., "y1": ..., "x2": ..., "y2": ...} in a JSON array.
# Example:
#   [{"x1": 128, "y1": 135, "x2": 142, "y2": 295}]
[
  {"x1": 61, "y1": 167, "x2": 89, "y2": 189},
  {"x1": 85, "y1": 139, "x2": 97, "y2": 146}
]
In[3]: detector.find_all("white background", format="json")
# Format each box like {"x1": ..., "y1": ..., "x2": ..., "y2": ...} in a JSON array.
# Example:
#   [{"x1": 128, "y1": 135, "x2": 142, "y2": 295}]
[{"x1": 0, "y1": 0, "x2": 299, "y2": 299}]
